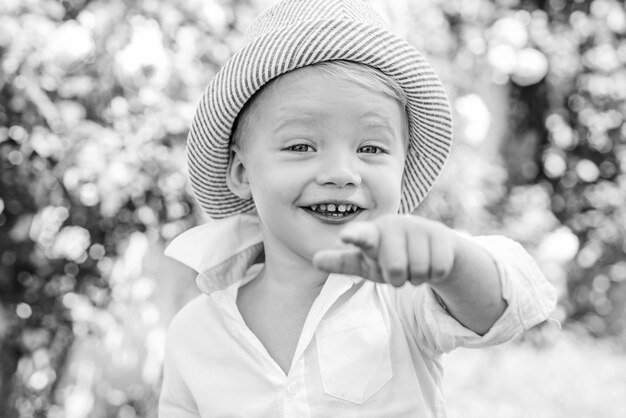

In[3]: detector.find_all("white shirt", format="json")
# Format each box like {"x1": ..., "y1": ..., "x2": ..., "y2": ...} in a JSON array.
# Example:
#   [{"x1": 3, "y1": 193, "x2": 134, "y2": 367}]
[{"x1": 159, "y1": 214, "x2": 556, "y2": 418}]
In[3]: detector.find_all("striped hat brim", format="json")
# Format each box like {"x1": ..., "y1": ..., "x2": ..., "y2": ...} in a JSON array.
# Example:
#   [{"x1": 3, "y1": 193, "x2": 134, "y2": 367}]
[{"x1": 188, "y1": 15, "x2": 452, "y2": 219}]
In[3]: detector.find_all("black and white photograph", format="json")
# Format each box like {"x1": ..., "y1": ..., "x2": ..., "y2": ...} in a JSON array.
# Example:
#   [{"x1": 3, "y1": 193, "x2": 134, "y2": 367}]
[{"x1": 1, "y1": 0, "x2": 625, "y2": 417}]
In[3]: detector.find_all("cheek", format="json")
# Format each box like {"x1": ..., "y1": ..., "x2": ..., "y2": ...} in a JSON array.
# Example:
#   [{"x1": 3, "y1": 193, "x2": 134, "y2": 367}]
[
  {"x1": 372, "y1": 160, "x2": 405, "y2": 212},
  {"x1": 382, "y1": 179, "x2": 403, "y2": 212},
  {"x1": 246, "y1": 162, "x2": 300, "y2": 205}
]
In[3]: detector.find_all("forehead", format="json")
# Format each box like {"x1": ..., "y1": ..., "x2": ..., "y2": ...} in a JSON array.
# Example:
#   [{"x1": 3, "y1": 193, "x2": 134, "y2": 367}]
[{"x1": 237, "y1": 66, "x2": 407, "y2": 142}]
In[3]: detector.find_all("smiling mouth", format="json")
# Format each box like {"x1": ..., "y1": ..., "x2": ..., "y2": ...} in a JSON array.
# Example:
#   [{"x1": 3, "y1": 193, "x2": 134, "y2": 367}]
[{"x1": 301, "y1": 203, "x2": 363, "y2": 222}]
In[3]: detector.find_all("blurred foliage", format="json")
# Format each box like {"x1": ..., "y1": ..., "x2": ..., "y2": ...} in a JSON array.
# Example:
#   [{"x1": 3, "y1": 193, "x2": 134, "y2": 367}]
[
  {"x1": 495, "y1": 0, "x2": 626, "y2": 339},
  {"x1": 0, "y1": 0, "x2": 253, "y2": 416},
  {"x1": 415, "y1": 0, "x2": 626, "y2": 342},
  {"x1": 0, "y1": 0, "x2": 624, "y2": 417}
]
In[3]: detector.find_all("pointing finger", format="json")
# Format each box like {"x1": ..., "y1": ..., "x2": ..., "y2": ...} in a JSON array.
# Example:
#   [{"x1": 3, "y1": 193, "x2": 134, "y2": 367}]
[{"x1": 313, "y1": 246, "x2": 384, "y2": 282}]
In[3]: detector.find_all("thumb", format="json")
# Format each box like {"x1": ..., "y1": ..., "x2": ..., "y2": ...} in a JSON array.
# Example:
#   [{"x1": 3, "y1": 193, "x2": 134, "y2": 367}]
[{"x1": 313, "y1": 245, "x2": 384, "y2": 283}]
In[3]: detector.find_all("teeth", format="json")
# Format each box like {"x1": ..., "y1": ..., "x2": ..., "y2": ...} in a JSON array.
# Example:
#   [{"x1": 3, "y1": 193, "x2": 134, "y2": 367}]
[{"x1": 308, "y1": 203, "x2": 360, "y2": 213}]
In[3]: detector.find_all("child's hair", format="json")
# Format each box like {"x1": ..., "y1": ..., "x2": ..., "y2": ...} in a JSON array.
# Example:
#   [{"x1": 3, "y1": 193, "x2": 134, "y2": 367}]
[{"x1": 231, "y1": 60, "x2": 409, "y2": 146}]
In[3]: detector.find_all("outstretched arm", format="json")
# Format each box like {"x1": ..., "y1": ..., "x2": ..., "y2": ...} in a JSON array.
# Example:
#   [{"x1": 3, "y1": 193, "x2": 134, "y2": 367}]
[
  {"x1": 313, "y1": 214, "x2": 507, "y2": 335},
  {"x1": 428, "y1": 232, "x2": 506, "y2": 335}
]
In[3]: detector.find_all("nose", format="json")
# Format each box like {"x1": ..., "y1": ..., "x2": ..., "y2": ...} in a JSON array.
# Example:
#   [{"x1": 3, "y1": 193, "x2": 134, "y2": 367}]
[{"x1": 315, "y1": 151, "x2": 361, "y2": 188}]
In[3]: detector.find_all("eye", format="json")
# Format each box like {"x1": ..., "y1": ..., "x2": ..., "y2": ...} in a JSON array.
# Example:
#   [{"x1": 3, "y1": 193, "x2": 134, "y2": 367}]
[
  {"x1": 358, "y1": 145, "x2": 385, "y2": 154},
  {"x1": 285, "y1": 143, "x2": 315, "y2": 152}
]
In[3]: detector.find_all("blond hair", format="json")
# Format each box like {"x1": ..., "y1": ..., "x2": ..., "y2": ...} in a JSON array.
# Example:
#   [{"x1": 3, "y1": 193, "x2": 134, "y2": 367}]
[{"x1": 231, "y1": 60, "x2": 408, "y2": 145}]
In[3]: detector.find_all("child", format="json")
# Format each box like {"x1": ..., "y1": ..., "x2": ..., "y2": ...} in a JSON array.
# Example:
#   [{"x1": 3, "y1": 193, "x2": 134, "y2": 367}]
[{"x1": 159, "y1": 0, "x2": 556, "y2": 417}]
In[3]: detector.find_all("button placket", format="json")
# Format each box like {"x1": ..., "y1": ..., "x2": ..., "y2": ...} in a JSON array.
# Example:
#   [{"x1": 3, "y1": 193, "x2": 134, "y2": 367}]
[
  {"x1": 285, "y1": 380, "x2": 299, "y2": 396},
  {"x1": 281, "y1": 359, "x2": 310, "y2": 418}
]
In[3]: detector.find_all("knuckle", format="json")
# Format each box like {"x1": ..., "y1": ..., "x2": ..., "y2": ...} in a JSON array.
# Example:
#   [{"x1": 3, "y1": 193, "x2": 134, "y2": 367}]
[
  {"x1": 382, "y1": 264, "x2": 407, "y2": 287},
  {"x1": 409, "y1": 265, "x2": 429, "y2": 279},
  {"x1": 385, "y1": 264, "x2": 406, "y2": 278},
  {"x1": 431, "y1": 266, "x2": 449, "y2": 278},
  {"x1": 409, "y1": 277, "x2": 426, "y2": 286},
  {"x1": 338, "y1": 254, "x2": 349, "y2": 270},
  {"x1": 339, "y1": 254, "x2": 357, "y2": 274}
]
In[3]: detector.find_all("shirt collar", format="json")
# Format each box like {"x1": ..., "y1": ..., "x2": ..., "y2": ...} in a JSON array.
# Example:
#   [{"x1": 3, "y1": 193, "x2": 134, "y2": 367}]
[
  {"x1": 165, "y1": 214, "x2": 362, "y2": 294},
  {"x1": 164, "y1": 214, "x2": 264, "y2": 294}
]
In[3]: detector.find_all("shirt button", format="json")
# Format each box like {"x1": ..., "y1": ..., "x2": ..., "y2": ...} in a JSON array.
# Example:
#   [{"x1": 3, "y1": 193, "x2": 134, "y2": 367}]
[{"x1": 285, "y1": 381, "x2": 299, "y2": 396}]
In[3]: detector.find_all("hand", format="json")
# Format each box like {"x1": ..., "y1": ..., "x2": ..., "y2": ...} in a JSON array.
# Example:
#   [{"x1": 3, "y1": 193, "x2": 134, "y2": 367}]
[{"x1": 313, "y1": 214, "x2": 457, "y2": 287}]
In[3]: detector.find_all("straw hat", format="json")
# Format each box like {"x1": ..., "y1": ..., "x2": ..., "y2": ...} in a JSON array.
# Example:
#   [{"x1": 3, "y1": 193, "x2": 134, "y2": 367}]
[{"x1": 187, "y1": 0, "x2": 452, "y2": 219}]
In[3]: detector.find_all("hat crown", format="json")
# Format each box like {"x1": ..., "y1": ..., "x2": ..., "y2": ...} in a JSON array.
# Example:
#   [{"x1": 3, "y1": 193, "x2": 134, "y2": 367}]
[{"x1": 244, "y1": 0, "x2": 386, "y2": 43}]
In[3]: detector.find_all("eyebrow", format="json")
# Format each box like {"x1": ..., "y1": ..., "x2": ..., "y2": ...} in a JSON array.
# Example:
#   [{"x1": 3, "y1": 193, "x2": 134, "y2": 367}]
[
  {"x1": 271, "y1": 115, "x2": 320, "y2": 134},
  {"x1": 271, "y1": 109, "x2": 401, "y2": 134},
  {"x1": 358, "y1": 112, "x2": 399, "y2": 135}
]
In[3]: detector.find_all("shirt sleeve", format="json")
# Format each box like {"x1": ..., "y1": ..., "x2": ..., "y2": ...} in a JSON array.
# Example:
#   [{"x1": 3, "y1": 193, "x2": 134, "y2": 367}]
[
  {"x1": 158, "y1": 329, "x2": 201, "y2": 418},
  {"x1": 389, "y1": 235, "x2": 557, "y2": 356}
]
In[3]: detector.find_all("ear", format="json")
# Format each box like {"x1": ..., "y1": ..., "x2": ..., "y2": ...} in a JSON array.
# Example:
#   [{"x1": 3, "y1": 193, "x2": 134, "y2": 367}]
[{"x1": 226, "y1": 144, "x2": 252, "y2": 199}]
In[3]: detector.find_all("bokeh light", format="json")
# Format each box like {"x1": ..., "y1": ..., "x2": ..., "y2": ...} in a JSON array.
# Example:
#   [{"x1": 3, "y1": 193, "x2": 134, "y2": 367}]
[{"x1": 1, "y1": 0, "x2": 625, "y2": 417}]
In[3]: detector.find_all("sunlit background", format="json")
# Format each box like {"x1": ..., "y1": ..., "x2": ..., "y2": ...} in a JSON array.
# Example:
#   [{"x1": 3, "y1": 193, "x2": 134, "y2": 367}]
[{"x1": 1, "y1": 0, "x2": 625, "y2": 417}]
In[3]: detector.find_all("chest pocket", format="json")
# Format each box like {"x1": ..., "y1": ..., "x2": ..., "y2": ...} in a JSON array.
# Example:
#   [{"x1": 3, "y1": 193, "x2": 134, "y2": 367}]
[{"x1": 315, "y1": 308, "x2": 393, "y2": 404}]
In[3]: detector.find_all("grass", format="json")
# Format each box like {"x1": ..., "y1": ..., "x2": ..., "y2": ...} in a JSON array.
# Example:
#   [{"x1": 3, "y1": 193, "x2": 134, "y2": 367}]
[{"x1": 442, "y1": 331, "x2": 626, "y2": 418}]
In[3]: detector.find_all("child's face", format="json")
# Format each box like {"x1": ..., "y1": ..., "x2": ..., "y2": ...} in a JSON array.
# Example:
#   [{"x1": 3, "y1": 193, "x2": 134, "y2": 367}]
[{"x1": 229, "y1": 66, "x2": 407, "y2": 261}]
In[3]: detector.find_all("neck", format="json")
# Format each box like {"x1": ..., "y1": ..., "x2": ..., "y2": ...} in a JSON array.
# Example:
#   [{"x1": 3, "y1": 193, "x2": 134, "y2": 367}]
[
  {"x1": 255, "y1": 234, "x2": 328, "y2": 300},
  {"x1": 263, "y1": 252, "x2": 327, "y2": 295}
]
